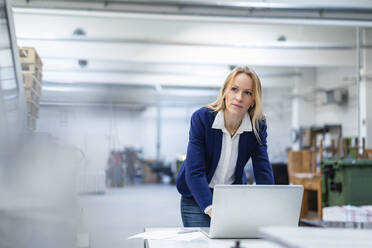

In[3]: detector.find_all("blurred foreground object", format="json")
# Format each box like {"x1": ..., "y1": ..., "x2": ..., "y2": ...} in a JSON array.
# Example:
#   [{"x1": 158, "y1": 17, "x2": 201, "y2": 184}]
[{"x1": 0, "y1": 133, "x2": 78, "y2": 248}]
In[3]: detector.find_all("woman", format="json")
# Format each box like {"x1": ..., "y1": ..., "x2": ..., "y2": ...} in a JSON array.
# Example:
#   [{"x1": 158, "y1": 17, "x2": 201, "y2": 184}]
[{"x1": 176, "y1": 66, "x2": 274, "y2": 227}]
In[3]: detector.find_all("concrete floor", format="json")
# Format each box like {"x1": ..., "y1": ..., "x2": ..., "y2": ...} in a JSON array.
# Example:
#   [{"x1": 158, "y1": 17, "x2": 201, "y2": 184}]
[{"x1": 79, "y1": 184, "x2": 183, "y2": 248}]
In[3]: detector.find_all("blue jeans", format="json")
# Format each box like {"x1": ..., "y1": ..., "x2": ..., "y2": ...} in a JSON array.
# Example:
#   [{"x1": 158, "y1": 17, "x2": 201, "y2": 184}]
[{"x1": 180, "y1": 196, "x2": 210, "y2": 227}]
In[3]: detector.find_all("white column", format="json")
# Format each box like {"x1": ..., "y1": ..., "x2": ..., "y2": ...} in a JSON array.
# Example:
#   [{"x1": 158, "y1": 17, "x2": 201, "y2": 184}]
[
  {"x1": 156, "y1": 104, "x2": 162, "y2": 160},
  {"x1": 360, "y1": 28, "x2": 372, "y2": 148},
  {"x1": 359, "y1": 79, "x2": 372, "y2": 148},
  {"x1": 291, "y1": 68, "x2": 316, "y2": 150}
]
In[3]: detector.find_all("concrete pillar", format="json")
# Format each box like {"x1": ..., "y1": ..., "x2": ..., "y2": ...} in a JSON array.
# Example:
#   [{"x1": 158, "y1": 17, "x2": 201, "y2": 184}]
[
  {"x1": 360, "y1": 28, "x2": 372, "y2": 148},
  {"x1": 291, "y1": 68, "x2": 316, "y2": 150},
  {"x1": 156, "y1": 104, "x2": 161, "y2": 160}
]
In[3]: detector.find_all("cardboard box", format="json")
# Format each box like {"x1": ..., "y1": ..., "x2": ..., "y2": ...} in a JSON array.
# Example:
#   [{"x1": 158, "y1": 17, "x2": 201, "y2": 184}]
[
  {"x1": 19, "y1": 47, "x2": 43, "y2": 67},
  {"x1": 287, "y1": 150, "x2": 315, "y2": 177},
  {"x1": 142, "y1": 164, "x2": 159, "y2": 183}
]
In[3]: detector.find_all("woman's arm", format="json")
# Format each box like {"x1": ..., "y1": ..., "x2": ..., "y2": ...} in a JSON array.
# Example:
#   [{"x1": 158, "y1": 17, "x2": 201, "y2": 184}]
[
  {"x1": 251, "y1": 120, "x2": 274, "y2": 184},
  {"x1": 184, "y1": 110, "x2": 213, "y2": 211}
]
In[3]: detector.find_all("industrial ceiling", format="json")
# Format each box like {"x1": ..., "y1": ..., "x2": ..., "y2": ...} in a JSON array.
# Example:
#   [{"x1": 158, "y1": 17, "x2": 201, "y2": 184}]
[{"x1": 11, "y1": 0, "x2": 372, "y2": 107}]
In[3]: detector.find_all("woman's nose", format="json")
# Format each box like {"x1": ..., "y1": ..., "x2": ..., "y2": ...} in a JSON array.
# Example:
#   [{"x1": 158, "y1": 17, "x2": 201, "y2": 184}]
[{"x1": 235, "y1": 92, "x2": 243, "y2": 101}]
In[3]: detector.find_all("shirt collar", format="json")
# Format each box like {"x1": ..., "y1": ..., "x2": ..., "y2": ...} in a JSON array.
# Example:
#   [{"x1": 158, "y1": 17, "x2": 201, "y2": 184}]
[{"x1": 212, "y1": 110, "x2": 252, "y2": 133}]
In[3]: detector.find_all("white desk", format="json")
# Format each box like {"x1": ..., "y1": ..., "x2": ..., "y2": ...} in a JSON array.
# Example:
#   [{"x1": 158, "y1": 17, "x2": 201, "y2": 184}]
[{"x1": 144, "y1": 228, "x2": 283, "y2": 248}]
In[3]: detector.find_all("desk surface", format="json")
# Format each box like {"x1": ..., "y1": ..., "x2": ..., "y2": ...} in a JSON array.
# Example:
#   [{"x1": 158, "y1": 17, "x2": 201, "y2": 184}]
[{"x1": 144, "y1": 228, "x2": 282, "y2": 248}]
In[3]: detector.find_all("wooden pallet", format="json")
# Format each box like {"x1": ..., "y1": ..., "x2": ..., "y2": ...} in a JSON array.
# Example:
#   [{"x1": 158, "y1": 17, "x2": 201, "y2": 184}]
[
  {"x1": 19, "y1": 47, "x2": 43, "y2": 67},
  {"x1": 24, "y1": 87, "x2": 39, "y2": 102},
  {"x1": 21, "y1": 63, "x2": 43, "y2": 80},
  {"x1": 26, "y1": 99, "x2": 39, "y2": 118},
  {"x1": 23, "y1": 74, "x2": 42, "y2": 96}
]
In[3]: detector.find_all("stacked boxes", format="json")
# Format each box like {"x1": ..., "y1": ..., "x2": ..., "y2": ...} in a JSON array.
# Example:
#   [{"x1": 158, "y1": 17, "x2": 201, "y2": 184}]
[
  {"x1": 19, "y1": 47, "x2": 43, "y2": 131},
  {"x1": 287, "y1": 150, "x2": 316, "y2": 178},
  {"x1": 142, "y1": 164, "x2": 159, "y2": 183}
]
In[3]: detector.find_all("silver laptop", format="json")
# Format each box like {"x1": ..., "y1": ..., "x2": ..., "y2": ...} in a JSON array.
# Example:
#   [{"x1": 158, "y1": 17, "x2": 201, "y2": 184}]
[{"x1": 201, "y1": 184, "x2": 304, "y2": 239}]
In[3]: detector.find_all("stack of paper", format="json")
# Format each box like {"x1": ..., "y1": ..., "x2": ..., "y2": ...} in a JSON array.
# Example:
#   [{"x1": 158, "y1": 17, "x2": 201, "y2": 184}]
[
  {"x1": 128, "y1": 229, "x2": 204, "y2": 242},
  {"x1": 323, "y1": 205, "x2": 372, "y2": 223}
]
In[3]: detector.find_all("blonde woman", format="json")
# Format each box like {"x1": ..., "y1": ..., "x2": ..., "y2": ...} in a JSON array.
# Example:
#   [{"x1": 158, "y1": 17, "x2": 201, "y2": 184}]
[{"x1": 176, "y1": 66, "x2": 274, "y2": 227}]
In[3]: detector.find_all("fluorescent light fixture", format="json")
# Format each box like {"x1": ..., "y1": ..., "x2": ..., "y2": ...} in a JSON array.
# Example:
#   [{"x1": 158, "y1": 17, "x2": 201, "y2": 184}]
[{"x1": 42, "y1": 86, "x2": 80, "y2": 92}]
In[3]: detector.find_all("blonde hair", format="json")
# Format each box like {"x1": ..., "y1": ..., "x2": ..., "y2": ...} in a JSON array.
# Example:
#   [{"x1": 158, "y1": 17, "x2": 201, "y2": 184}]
[{"x1": 207, "y1": 66, "x2": 265, "y2": 142}]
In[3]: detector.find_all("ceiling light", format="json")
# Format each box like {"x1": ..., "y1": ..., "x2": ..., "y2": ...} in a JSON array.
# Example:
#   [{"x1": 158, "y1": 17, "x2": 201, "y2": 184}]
[
  {"x1": 277, "y1": 35, "x2": 287, "y2": 42},
  {"x1": 73, "y1": 28, "x2": 86, "y2": 36},
  {"x1": 78, "y1": 59, "x2": 88, "y2": 68}
]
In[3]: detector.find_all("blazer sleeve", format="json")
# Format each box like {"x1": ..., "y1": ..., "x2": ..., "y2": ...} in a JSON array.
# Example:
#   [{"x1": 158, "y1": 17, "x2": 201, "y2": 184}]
[
  {"x1": 251, "y1": 120, "x2": 274, "y2": 184},
  {"x1": 184, "y1": 111, "x2": 213, "y2": 211}
]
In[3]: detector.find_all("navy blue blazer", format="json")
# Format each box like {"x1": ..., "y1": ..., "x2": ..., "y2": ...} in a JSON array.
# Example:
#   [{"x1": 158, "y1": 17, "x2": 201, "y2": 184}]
[{"x1": 176, "y1": 107, "x2": 274, "y2": 211}]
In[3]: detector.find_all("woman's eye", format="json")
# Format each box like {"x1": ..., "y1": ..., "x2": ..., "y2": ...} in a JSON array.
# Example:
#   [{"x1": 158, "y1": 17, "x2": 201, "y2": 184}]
[
  {"x1": 231, "y1": 87, "x2": 238, "y2": 91},
  {"x1": 245, "y1": 91, "x2": 252, "y2": 96}
]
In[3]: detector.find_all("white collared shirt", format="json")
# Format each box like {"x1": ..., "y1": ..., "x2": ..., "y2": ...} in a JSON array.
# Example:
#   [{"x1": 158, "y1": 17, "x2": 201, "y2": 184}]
[
  {"x1": 204, "y1": 110, "x2": 252, "y2": 213},
  {"x1": 209, "y1": 110, "x2": 252, "y2": 188}
]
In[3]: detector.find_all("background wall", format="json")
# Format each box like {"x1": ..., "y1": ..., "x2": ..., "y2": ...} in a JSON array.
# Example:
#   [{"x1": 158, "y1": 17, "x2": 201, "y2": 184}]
[
  {"x1": 35, "y1": 62, "x2": 372, "y2": 171},
  {"x1": 263, "y1": 88, "x2": 292, "y2": 162},
  {"x1": 315, "y1": 67, "x2": 358, "y2": 137},
  {"x1": 36, "y1": 106, "x2": 195, "y2": 171},
  {"x1": 36, "y1": 95, "x2": 293, "y2": 171}
]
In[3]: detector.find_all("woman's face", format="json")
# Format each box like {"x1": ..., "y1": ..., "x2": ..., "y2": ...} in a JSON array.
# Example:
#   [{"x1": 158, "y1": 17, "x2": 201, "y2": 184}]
[{"x1": 224, "y1": 73, "x2": 255, "y2": 116}]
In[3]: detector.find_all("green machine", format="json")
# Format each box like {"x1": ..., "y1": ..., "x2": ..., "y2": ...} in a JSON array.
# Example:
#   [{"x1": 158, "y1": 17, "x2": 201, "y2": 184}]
[{"x1": 322, "y1": 159, "x2": 372, "y2": 207}]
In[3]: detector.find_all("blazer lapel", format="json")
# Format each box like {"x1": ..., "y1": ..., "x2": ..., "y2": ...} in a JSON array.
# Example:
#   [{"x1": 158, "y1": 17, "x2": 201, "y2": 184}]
[
  {"x1": 208, "y1": 128, "x2": 222, "y2": 181},
  {"x1": 235, "y1": 132, "x2": 249, "y2": 182}
]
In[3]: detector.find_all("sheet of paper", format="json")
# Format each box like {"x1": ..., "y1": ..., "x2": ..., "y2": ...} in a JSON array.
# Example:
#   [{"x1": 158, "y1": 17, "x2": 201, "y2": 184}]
[{"x1": 128, "y1": 229, "x2": 204, "y2": 241}]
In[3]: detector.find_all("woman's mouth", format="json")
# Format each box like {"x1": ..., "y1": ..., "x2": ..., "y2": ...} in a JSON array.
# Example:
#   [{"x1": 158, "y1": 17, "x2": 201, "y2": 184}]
[{"x1": 232, "y1": 104, "x2": 243, "y2": 108}]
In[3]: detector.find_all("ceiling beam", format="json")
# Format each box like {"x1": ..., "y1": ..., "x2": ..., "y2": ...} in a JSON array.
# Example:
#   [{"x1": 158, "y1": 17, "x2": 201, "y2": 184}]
[
  {"x1": 16, "y1": 39, "x2": 356, "y2": 67},
  {"x1": 17, "y1": 36, "x2": 369, "y2": 50},
  {"x1": 12, "y1": 1, "x2": 372, "y2": 27}
]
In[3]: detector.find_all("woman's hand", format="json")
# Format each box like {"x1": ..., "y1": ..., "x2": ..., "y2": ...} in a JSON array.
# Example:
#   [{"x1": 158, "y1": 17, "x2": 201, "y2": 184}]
[{"x1": 206, "y1": 208, "x2": 212, "y2": 218}]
